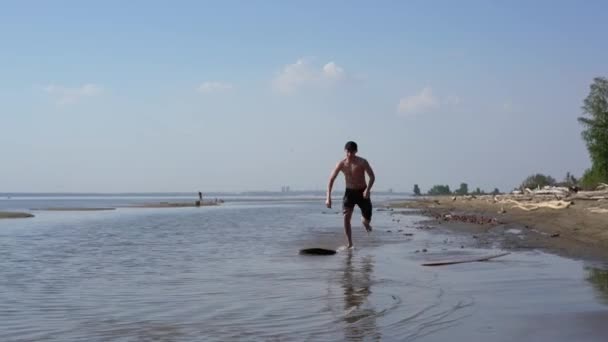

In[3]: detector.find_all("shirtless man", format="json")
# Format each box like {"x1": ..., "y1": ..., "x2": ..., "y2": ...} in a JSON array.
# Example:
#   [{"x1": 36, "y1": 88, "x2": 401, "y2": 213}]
[{"x1": 325, "y1": 141, "x2": 376, "y2": 249}]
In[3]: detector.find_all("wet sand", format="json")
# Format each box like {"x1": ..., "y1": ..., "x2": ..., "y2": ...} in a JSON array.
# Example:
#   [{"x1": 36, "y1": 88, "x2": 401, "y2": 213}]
[
  {"x1": 127, "y1": 201, "x2": 220, "y2": 208},
  {"x1": 0, "y1": 211, "x2": 34, "y2": 219},
  {"x1": 2, "y1": 202, "x2": 220, "y2": 216},
  {"x1": 302, "y1": 210, "x2": 608, "y2": 341},
  {"x1": 30, "y1": 207, "x2": 116, "y2": 211},
  {"x1": 390, "y1": 196, "x2": 608, "y2": 261}
]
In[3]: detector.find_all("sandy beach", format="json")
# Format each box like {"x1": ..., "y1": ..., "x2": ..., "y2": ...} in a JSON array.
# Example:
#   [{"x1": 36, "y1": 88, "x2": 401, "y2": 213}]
[
  {"x1": 1, "y1": 201, "x2": 221, "y2": 217},
  {"x1": 30, "y1": 207, "x2": 116, "y2": 211},
  {"x1": 127, "y1": 201, "x2": 220, "y2": 208},
  {"x1": 391, "y1": 195, "x2": 608, "y2": 261}
]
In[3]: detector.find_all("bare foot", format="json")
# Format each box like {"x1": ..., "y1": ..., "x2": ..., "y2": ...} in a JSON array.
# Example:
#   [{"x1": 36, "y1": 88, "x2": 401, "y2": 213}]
[{"x1": 362, "y1": 219, "x2": 373, "y2": 233}]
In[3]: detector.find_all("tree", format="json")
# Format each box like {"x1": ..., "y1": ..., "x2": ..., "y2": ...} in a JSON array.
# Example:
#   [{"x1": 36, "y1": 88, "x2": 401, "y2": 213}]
[
  {"x1": 427, "y1": 185, "x2": 451, "y2": 195},
  {"x1": 454, "y1": 182, "x2": 468, "y2": 195},
  {"x1": 470, "y1": 187, "x2": 484, "y2": 195},
  {"x1": 413, "y1": 184, "x2": 421, "y2": 196},
  {"x1": 578, "y1": 77, "x2": 608, "y2": 186},
  {"x1": 520, "y1": 173, "x2": 556, "y2": 189},
  {"x1": 580, "y1": 168, "x2": 605, "y2": 190},
  {"x1": 562, "y1": 172, "x2": 578, "y2": 186}
]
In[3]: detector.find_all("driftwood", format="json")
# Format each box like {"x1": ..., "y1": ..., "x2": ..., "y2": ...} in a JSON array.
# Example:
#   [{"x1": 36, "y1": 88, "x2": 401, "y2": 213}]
[
  {"x1": 569, "y1": 190, "x2": 608, "y2": 200},
  {"x1": 501, "y1": 199, "x2": 572, "y2": 211},
  {"x1": 452, "y1": 185, "x2": 608, "y2": 210},
  {"x1": 587, "y1": 207, "x2": 608, "y2": 214},
  {"x1": 524, "y1": 187, "x2": 570, "y2": 196},
  {"x1": 596, "y1": 183, "x2": 608, "y2": 191}
]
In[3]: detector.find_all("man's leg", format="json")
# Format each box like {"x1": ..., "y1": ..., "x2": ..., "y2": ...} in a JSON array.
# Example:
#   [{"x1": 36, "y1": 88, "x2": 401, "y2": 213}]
[
  {"x1": 362, "y1": 217, "x2": 372, "y2": 233},
  {"x1": 343, "y1": 208, "x2": 354, "y2": 248},
  {"x1": 360, "y1": 199, "x2": 373, "y2": 233}
]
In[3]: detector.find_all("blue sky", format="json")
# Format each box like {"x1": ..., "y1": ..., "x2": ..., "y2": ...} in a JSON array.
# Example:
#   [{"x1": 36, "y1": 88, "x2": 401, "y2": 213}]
[{"x1": 1, "y1": 1, "x2": 606, "y2": 193}]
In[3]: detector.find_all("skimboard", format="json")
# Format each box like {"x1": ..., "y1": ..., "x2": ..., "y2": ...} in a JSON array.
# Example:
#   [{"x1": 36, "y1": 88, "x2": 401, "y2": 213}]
[
  {"x1": 299, "y1": 246, "x2": 351, "y2": 255},
  {"x1": 421, "y1": 252, "x2": 510, "y2": 266}
]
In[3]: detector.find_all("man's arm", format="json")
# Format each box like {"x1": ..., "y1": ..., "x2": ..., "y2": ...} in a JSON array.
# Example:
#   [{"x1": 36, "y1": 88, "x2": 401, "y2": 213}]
[
  {"x1": 364, "y1": 160, "x2": 375, "y2": 199},
  {"x1": 326, "y1": 161, "x2": 342, "y2": 208}
]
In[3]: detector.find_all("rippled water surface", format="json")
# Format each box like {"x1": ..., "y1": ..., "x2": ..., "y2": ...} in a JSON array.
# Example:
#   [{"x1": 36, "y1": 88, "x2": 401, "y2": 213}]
[{"x1": 1, "y1": 196, "x2": 608, "y2": 341}]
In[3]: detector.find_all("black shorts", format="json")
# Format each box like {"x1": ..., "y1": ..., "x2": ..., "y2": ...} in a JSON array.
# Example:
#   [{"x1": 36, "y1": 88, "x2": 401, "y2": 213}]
[{"x1": 342, "y1": 188, "x2": 372, "y2": 221}]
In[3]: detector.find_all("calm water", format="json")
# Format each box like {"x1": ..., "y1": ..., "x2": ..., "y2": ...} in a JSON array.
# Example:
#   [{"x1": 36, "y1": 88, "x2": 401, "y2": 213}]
[{"x1": 1, "y1": 195, "x2": 608, "y2": 341}]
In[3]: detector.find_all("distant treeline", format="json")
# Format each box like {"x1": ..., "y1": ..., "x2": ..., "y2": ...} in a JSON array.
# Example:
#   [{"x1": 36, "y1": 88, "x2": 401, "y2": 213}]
[
  {"x1": 412, "y1": 183, "x2": 500, "y2": 196},
  {"x1": 413, "y1": 172, "x2": 576, "y2": 197}
]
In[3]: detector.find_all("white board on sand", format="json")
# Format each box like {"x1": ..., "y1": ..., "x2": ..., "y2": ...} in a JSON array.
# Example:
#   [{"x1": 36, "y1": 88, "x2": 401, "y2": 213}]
[{"x1": 421, "y1": 252, "x2": 510, "y2": 266}]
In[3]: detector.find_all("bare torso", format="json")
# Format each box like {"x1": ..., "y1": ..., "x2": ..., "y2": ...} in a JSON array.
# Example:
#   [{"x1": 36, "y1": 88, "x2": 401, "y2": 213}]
[{"x1": 340, "y1": 156, "x2": 368, "y2": 189}]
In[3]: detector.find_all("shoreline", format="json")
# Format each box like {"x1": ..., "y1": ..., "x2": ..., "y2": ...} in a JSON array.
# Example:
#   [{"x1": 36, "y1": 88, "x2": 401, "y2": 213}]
[
  {"x1": 1, "y1": 201, "x2": 222, "y2": 217},
  {"x1": 30, "y1": 207, "x2": 116, "y2": 211},
  {"x1": 126, "y1": 201, "x2": 221, "y2": 208},
  {"x1": 390, "y1": 196, "x2": 608, "y2": 262},
  {"x1": 0, "y1": 211, "x2": 35, "y2": 219}
]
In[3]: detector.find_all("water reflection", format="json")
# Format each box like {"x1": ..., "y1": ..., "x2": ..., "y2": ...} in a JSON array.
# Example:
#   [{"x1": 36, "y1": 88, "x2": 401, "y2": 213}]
[
  {"x1": 342, "y1": 251, "x2": 380, "y2": 341},
  {"x1": 586, "y1": 266, "x2": 608, "y2": 303}
]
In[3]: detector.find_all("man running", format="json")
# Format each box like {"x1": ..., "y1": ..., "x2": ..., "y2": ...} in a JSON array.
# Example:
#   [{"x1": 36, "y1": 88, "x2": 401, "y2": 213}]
[{"x1": 325, "y1": 141, "x2": 376, "y2": 249}]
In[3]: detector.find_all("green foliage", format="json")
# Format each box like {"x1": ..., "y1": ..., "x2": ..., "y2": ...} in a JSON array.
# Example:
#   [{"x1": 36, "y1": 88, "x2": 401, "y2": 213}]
[
  {"x1": 427, "y1": 184, "x2": 451, "y2": 196},
  {"x1": 578, "y1": 77, "x2": 608, "y2": 182},
  {"x1": 520, "y1": 173, "x2": 556, "y2": 189},
  {"x1": 413, "y1": 184, "x2": 421, "y2": 196},
  {"x1": 579, "y1": 167, "x2": 607, "y2": 190},
  {"x1": 454, "y1": 182, "x2": 468, "y2": 195}
]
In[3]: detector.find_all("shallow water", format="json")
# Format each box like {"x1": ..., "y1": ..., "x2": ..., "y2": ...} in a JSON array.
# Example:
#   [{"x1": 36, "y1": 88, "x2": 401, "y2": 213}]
[{"x1": 1, "y1": 196, "x2": 607, "y2": 341}]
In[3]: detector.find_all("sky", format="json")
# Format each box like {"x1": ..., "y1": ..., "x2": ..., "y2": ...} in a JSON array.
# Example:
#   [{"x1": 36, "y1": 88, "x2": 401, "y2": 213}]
[{"x1": 1, "y1": 0, "x2": 606, "y2": 193}]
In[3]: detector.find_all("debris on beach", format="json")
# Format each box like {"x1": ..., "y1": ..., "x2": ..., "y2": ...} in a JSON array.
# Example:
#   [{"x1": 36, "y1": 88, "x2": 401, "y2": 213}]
[
  {"x1": 433, "y1": 213, "x2": 499, "y2": 225},
  {"x1": 501, "y1": 199, "x2": 572, "y2": 211},
  {"x1": 588, "y1": 207, "x2": 608, "y2": 214},
  {"x1": 450, "y1": 184, "x2": 608, "y2": 212}
]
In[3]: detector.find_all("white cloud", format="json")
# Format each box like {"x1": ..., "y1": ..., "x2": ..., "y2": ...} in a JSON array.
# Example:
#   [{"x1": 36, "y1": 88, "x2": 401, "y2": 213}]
[
  {"x1": 273, "y1": 58, "x2": 347, "y2": 93},
  {"x1": 44, "y1": 83, "x2": 103, "y2": 105},
  {"x1": 322, "y1": 62, "x2": 345, "y2": 79},
  {"x1": 197, "y1": 81, "x2": 233, "y2": 93},
  {"x1": 397, "y1": 87, "x2": 440, "y2": 116},
  {"x1": 397, "y1": 88, "x2": 463, "y2": 117}
]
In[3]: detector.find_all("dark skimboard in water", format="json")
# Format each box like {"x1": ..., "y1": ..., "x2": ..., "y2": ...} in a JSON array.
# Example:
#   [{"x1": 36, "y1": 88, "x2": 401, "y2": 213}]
[
  {"x1": 422, "y1": 252, "x2": 510, "y2": 266},
  {"x1": 299, "y1": 248, "x2": 337, "y2": 255},
  {"x1": 299, "y1": 246, "x2": 352, "y2": 255}
]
